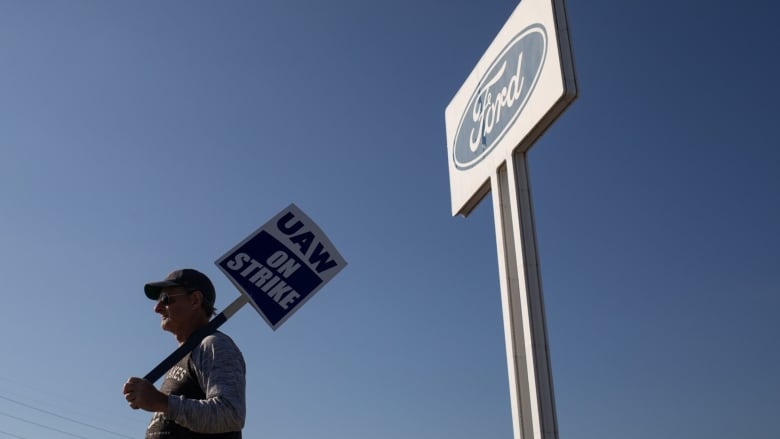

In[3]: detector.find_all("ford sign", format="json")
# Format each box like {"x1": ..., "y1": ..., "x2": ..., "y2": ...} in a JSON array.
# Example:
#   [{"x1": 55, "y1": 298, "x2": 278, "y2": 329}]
[{"x1": 452, "y1": 24, "x2": 548, "y2": 170}]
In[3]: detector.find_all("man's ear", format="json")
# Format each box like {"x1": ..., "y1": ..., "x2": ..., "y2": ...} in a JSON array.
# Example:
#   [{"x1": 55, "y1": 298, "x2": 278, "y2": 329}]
[{"x1": 191, "y1": 290, "x2": 204, "y2": 308}]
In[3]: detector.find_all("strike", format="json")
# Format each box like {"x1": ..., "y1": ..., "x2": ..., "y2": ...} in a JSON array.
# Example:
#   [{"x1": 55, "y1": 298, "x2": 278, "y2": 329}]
[{"x1": 226, "y1": 252, "x2": 302, "y2": 310}]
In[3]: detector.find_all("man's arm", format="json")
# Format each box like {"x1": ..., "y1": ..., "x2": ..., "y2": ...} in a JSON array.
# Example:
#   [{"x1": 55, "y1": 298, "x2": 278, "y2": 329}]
[{"x1": 167, "y1": 332, "x2": 246, "y2": 433}]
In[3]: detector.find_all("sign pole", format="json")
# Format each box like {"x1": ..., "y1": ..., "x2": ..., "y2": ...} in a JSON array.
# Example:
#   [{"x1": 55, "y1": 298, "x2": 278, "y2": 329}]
[
  {"x1": 490, "y1": 151, "x2": 557, "y2": 439},
  {"x1": 143, "y1": 295, "x2": 250, "y2": 383}
]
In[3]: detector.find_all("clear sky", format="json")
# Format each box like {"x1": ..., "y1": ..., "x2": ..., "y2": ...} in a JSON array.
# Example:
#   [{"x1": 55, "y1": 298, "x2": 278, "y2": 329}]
[{"x1": 0, "y1": 1, "x2": 778, "y2": 438}]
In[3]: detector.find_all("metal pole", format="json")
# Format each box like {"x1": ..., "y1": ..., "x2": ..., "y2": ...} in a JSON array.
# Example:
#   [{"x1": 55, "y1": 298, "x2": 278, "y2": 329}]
[{"x1": 490, "y1": 151, "x2": 558, "y2": 439}]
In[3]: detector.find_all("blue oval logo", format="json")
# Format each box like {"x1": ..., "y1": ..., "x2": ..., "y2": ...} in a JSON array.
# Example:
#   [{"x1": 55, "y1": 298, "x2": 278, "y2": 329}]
[{"x1": 453, "y1": 24, "x2": 547, "y2": 170}]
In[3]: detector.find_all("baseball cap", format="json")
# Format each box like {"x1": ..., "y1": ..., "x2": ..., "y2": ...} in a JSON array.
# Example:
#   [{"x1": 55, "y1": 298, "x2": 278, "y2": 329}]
[{"x1": 144, "y1": 268, "x2": 216, "y2": 306}]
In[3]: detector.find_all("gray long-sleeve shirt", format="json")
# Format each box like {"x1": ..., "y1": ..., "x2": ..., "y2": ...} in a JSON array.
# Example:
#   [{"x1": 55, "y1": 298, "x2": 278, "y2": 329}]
[{"x1": 149, "y1": 331, "x2": 246, "y2": 436}]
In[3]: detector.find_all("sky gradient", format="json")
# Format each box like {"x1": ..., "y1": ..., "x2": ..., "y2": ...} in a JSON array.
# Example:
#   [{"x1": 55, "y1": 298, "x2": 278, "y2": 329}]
[{"x1": 0, "y1": 1, "x2": 778, "y2": 438}]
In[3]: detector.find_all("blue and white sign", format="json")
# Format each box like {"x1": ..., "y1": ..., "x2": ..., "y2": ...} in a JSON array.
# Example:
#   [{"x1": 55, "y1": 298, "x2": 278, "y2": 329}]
[
  {"x1": 445, "y1": 0, "x2": 577, "y2": 217},
  {"x1": 215, "y1": 204, "x2": 347, "y2": 330},
  {"x1": 452, "y1": 24, "x2": 547, "y2": 171}
]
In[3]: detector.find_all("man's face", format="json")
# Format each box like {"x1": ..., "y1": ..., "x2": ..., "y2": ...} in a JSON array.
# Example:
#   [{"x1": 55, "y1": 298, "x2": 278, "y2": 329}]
[{"x1": 154, "y1": 286, "x2": 194, "y2": 334}]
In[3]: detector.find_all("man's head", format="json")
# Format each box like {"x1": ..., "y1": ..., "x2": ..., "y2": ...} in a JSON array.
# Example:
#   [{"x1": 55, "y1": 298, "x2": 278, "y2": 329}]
[{"x1": 144, "y1": 269, "x2": 216, "y2": 337}]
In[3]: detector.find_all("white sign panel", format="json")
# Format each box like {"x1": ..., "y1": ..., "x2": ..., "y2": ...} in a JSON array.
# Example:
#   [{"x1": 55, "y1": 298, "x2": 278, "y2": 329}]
[
  {"x1": 215, "y1": 204, "x2": 347, "y2": 330},
  {"x1": 445, "y1": 0, "x2": 577, "y2": 216}
]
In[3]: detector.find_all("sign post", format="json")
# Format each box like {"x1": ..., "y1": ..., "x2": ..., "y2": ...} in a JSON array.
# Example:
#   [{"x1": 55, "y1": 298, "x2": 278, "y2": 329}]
[
  {"x1": 445, "y1": 1, "x2": 577, "y2": 438},
  {"x1": 144, "y1": 203, "x2": 347, "y2": 382}
]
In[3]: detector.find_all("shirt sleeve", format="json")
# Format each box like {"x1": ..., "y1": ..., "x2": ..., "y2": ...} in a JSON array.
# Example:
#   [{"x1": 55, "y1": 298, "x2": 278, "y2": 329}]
[{"x1": 167, "y1": 332, "x2": 246, "y2": 433}]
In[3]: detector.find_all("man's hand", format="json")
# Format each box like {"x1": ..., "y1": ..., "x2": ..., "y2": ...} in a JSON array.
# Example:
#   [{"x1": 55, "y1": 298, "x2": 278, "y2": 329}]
[{"x1": 123, "y1": 377, "x2": 169, "y2": 412}]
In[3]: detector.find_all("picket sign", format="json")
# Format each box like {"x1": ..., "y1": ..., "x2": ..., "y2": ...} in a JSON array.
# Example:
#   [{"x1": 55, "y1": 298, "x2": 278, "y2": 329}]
[{"x1": 144, "y1": 203, "x2": 347, "y2": 383}]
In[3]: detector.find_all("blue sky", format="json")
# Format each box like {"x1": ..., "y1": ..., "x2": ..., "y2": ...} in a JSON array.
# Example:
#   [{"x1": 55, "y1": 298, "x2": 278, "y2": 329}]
[{"x1": 1, "y1": 1, "x2": 778, "y2": 438}]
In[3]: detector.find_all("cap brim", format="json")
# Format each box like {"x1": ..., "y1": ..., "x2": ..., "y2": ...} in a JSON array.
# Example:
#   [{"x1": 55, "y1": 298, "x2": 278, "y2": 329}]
[{"x1": 144, "y1": 280, "x2": 182, "y2": 300}]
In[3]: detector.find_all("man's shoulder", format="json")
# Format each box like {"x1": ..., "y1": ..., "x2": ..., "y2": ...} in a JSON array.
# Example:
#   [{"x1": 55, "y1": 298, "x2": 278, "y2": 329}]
[
  {"x1": 192, "y1": 331, "x2": 246, "y2": 371},
  {"x1": 200, "y1": 331, "x2": 241, "y2": 351}
]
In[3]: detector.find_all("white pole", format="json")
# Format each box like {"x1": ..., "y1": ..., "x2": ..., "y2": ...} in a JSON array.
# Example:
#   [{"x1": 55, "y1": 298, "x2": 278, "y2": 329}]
[{"x1": 490, "y1": 151, "x2": 558, "y2": 439}]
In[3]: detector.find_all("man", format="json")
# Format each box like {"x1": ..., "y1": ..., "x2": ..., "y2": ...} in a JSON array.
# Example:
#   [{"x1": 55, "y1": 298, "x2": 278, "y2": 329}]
[{"x1": 123, "y1": 269, "x2": 246, "y2": 438}]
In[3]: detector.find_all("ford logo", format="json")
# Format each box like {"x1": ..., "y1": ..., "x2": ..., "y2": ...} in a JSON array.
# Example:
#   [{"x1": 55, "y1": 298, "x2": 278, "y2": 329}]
[{"x1": 453, "y1": 24, "x2": 548, "y2": 170}]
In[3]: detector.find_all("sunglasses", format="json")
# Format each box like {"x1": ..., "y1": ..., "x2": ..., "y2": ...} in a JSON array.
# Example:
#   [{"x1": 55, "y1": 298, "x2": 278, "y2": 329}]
[{"x1": 158, "y1": 291, "x2": 192, "y2": 306}]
